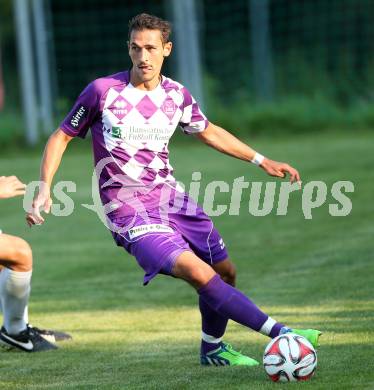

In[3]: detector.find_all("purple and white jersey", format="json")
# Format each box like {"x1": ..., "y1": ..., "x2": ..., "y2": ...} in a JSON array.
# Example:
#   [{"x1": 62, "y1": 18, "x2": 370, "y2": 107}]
[{"x1": 60, "y1": 71, "x2": 208, "y2": 218}]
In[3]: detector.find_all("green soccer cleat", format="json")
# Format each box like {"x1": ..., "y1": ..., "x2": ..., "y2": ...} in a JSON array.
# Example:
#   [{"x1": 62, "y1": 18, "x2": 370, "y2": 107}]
[
  {"x1": 291, "y1": 328, "x2": 322, "y2": 348},
  {"x1": 201, "y1": 342, "x2": 260, "y2": 367}
]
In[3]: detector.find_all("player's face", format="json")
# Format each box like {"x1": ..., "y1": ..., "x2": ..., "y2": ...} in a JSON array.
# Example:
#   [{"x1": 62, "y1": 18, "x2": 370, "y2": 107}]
[{"x1": 128, "y1": 29, "x2": 172, "y2": 87}]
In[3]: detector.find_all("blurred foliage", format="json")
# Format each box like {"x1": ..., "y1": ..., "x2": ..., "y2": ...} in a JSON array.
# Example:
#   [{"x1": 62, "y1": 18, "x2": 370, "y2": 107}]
[
  {"x1": 50, "y1": 0, "x2": 169, "y2": 101},
  {"x1": 0, "y1": 0, "x2": 373, "y2": 147},
  {"x1": 204, "y1": 49, "x2": 374, "y2": 134},
  {"x1": 206, "y1": 91, "x2": 374, "y2": 135}
]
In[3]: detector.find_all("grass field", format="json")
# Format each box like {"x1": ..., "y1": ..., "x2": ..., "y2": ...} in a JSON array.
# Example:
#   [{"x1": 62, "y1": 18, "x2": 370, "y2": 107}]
[{"x1": 0, "y1": 131, "x2": 373, "y2": 389}]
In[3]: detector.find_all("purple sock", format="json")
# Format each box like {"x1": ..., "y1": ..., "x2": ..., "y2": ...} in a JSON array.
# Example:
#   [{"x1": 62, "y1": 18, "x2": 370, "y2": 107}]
[
  {"x1": 269, "y1": 323, "x2": 284, "y2": 338},
  {"x1": 199, "y1": 297, "x2": 228, "y2": 354},
  {"x1": 198, "y1": 275, "x2": 284, "y2": 336}
]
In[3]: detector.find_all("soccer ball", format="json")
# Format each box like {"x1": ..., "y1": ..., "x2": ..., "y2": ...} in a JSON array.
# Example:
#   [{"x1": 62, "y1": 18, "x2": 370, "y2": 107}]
[{"x1": 263, "y1": 333, "x2": 317, "y2": 382}]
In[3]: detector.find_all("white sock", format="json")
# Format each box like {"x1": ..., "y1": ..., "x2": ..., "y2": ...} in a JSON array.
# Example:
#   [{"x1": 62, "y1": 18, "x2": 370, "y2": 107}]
[
  {"x1": 0, "y1": 268, "x2": 32, "y2": 335},
  {"x1": 202, "y1": 332, "x2": 222, "y2": 344},
  {"x1": 0, "y1": 300, "x2": 28, "y2": 324},
  {"x1": 259, "y1": 316, "x2": 277, "y2": 336},
  {"x1": 23, "y1": 305, "x2": 29, "y2": 324}
]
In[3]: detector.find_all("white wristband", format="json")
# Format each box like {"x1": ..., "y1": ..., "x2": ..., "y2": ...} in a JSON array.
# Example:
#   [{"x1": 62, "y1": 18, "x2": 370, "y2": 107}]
[{"x1": 251, "y1": 152, "x2": 265, "y2": 166}]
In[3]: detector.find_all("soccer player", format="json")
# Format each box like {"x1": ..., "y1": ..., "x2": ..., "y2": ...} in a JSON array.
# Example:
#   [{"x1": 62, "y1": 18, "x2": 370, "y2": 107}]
[
  {"x1": 27, "y1": 14, "x2": 321, "y2": 365},
  {"x1": 0, "y1": 175, "x2": 71, "y2": 352}
]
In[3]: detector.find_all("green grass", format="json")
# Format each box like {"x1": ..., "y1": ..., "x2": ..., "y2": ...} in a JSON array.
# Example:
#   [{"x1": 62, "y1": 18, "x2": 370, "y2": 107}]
[{"x1": 0, "y1": 131, "x2": 373, "y2": 389}]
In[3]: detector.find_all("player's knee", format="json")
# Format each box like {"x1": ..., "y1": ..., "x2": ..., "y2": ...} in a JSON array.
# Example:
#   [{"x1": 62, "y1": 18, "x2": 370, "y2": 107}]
[
  {"x1": 188, "y1": 268, "x2": 210, "y2": 287},
  {"x1": 185, "y1": 266, "x2": 216, "y2": 289},
  {"x1": 172, "y1": 252, "x2": 216, "y2": 289},
  {"x1": 12, "y1": 240, "x2": 33, "y2": 272}
]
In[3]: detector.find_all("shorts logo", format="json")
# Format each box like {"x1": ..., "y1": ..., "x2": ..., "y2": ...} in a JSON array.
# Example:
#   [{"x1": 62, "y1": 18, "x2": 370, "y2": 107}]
[
  {"x1": 128, "y1": 224, "x2": 173, "y2": 239},
  {"x1": 219, "y1": 238, "x2": 225, "y2": 250},
  {"x1": 70, "y1": 105, "x2": 87, "y2": 128}
]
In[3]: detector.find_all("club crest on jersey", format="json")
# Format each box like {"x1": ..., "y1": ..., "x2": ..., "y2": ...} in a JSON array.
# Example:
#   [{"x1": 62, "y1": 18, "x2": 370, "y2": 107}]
[
  {"x1": 161, "y1": 97, "x2": 177, "y2": 121},
  {"x1": 70, "y1": 105, "x2": 87, "y2": 128}
]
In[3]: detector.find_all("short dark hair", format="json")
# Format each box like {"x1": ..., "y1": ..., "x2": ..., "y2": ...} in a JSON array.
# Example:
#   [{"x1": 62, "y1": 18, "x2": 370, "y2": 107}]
[{"x1": 128, "y1": 13, "x2": 172, "y2": 45}]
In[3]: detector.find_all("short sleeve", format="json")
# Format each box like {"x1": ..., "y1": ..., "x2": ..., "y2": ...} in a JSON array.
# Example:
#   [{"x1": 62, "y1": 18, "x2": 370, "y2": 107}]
[
  {"x1": 60, "y1": 82, "x2": 100, "y2": 139},
  {"x1": 178, "y1": 87, "x2": 209, "y2": 134}
]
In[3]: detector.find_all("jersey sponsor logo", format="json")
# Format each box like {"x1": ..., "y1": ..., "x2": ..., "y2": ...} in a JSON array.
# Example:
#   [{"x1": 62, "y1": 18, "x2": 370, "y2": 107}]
[
  {"x1": 70, "y1": 105, "x2": 87, "y2": 128},
  {"x1": 113, "y1": 99, "x2": 128, "y2": 116},
  {"x1": 128, "y1": 224, "x2": 173, "y2": 239},
  {"x1": 111, "y1": 126, "x2": 122, "y2": 139},
  {"x1": 107, "y1": 96, "x2": 132, "y2": 121}
]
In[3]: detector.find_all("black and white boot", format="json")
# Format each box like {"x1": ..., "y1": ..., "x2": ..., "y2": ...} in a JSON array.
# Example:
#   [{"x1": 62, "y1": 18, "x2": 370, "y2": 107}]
[
  {"x1": 28, "y1": 324, "x2": 72, "y2": 343},
  {"x1": 0, "y1": 325, "x2": 57, "y2": 352}
]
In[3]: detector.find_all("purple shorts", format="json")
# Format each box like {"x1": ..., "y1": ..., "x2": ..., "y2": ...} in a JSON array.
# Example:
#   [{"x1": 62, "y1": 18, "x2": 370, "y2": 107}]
[{"x1": 111, "y1": 194, "x2": 228, "y2": 285}]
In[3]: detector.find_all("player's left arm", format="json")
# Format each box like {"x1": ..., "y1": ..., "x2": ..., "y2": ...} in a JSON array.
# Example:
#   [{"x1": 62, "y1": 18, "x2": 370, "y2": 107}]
[{"x1": 196, "y1": 122, "x2": 301, "y2": 184}]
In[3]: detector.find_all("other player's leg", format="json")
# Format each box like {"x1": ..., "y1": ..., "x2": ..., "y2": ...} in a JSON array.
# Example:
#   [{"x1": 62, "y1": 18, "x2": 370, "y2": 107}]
[
  {"x1": 0, "y1": 234, "x2": 56, "y2": 352},
  {"x1": 0, "y1": 280, "x2": 71, "y2": 344}
]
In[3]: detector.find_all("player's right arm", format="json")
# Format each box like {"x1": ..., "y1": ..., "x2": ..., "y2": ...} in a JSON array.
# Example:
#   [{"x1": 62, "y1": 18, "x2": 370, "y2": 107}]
[
  {"x1": 26, "y1": 129, "x2": 73, "y2": 226},
  {"x1": 26, "y1": 80, "x2": 99, "y2": 226}
]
